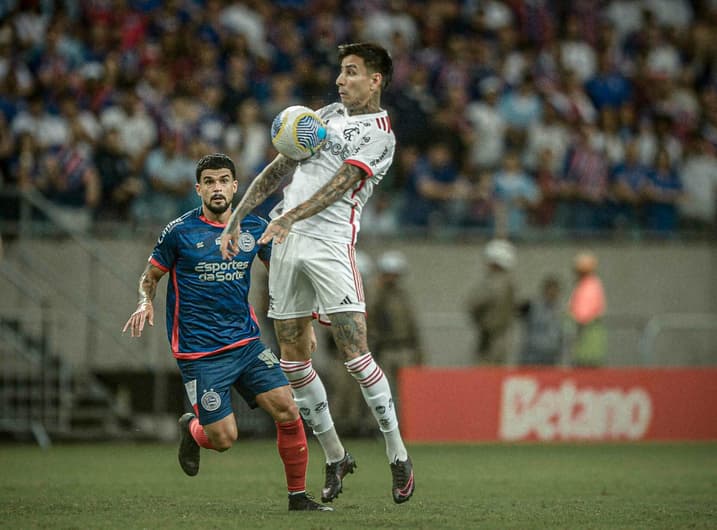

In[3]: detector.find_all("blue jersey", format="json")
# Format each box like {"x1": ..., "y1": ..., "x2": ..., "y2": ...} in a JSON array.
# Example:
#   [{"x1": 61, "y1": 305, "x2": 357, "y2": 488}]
[{"x1": 149, "y1": 208, "x2": 271, "y2": 359}]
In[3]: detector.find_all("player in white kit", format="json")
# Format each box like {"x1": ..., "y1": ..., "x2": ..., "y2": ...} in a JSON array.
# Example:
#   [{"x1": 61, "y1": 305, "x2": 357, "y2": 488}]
[{"x1": 220, "y1": 42, "x2": 414, "y2": 505}]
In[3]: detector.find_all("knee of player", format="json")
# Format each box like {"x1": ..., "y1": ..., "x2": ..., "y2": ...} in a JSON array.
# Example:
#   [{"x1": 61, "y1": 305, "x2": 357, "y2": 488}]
[
  {"x1": 272, "y1": 399, "x2": 300, "y2": 423},
  {"x1": 209, "y1": 430, "x2": 237, "y2": 451}
]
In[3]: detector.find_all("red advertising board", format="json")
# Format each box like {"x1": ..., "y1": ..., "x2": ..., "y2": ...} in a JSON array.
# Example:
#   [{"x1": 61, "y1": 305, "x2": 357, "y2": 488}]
[{"x1": 399, "y1": 367, "x2": 717, "y2": 442}]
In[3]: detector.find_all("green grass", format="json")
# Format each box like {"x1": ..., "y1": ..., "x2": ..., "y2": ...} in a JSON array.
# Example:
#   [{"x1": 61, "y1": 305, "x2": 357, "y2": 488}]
[{"x1": 0, "y1": 439, "x2": 715, "y2": 529}]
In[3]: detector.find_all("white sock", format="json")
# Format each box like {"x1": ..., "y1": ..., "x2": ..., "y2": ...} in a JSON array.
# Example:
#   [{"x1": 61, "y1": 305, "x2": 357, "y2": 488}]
[
  {"x1": 345, "y1": 352, "x2": 408, "y2": 462},
  {"x1": 281, "y1": 359, "x2": 345, "y2": 463}
]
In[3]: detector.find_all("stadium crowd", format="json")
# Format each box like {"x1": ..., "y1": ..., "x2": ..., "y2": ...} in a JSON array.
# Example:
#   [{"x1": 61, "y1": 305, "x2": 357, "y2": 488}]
[{"x1": 0, "y1": 0, "x2": 716, "y2": 239}]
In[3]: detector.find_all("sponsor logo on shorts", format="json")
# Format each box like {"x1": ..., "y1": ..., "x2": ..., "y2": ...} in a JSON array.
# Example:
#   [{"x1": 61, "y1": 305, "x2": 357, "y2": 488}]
[{"x1": 201, "y1": 390, "x2": 221, "y2": 412}]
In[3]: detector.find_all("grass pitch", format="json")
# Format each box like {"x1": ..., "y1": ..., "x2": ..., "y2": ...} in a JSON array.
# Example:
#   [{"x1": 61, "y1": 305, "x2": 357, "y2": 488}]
[{"x1": 0, "y1": 439, "x2": 714, "y2": 529}]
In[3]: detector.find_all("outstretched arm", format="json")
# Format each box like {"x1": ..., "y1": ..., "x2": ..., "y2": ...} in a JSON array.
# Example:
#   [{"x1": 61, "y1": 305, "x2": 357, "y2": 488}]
[
  {"x1": 122, "y1": 263, "x2": 166, "y2": 337},
  {"x1": 220, "y1": 154, "x2": 298, "y2": 259},
  {"x1": 259, "y1": 163, "x2": 366, "y2": 245}
]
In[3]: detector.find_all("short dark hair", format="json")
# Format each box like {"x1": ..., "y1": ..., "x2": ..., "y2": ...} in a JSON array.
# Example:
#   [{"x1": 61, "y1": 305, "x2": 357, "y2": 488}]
[
  {"x1": 338, "y1": 42, "x2": 393, "y2": 90},
  {"x1": 195, "y1": 153, "x2": 236, "y2": 183}
]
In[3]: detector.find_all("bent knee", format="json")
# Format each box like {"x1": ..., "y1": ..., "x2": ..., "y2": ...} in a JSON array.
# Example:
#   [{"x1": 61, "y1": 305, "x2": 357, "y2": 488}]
[
  {"x1": 273, "y1": 401, "x2": 299, "y2": 423},
  {"x1": 208, "y1": 430, "x2": 237, "y2": 451}
]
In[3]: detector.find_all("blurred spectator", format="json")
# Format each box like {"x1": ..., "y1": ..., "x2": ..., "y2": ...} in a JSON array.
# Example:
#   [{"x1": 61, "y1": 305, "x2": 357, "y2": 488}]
[
  {"x1": 466, "y1": 76, "x2": 506, "y2": 172},
  {"x1": 132, "y1": 132, "x2": 195, "y2": 224},
  {"x1": 644, "y1": 148, "x2": 682, "y2": 235},
  {"x1": 100, "y1": 90, "x2": 157, "y2": 168},
  {"x1": 560, "y1": 124, "x2": 610, "y2": 233},
  {"x1": 367, "y1": 250, "x2": 424, "y2": 410},
  {"x1": 593, "y1": 107, "x2": 626, "y2": 167},
  {"x1": 493, "y1": 150, "x2": 540, "y2": 239},
  {"x1": 530, "y1": 148, "x2": 561, "y2": 229},
  {"x1": 609, "y1": 139, "x2": 651, "y2": 231},
  {"x1": 585, "y1": 49, "x2": 633, "y2": 111},
  {"x1": 559, "y1": 14, "x2": 597, "y2": 82},
  {"x1": 519, "y1": 275, "x2": 564, "y2": 366},
  {"x1": 400, "y1": 140, "x2": 470, "y2": 230},
  {"x1": 93, "y1": 127, "x2": 142, "y2": 223},
  {"x1": 463, "y1": 170, "x2": 495, "y2": 231},
  {"x1": 497, "y1": 73, "x2": 542, "y2": 148},
  {"x1": 549, "y1": 69, "x2": 597, "y2": 125},
  {"x1": 223, "y1": 98, "x2": 271, "y2": 184},
  {"x1": 467, "y1": 239, "x2": 517, "y2": 365},
  {"x1": 567, "y1": 251, "x2": 607, "y2": 368},
  {"x1": 679, "y1": 135, "x2": 717, "y2": 232},
  {"x1": 11, "y1": 91, "x2": 68, "y2": 149},
  {"x1": 33, "y1": 137, "x2": 101, "y2": 233},
  {"x1": 523, "y1": 100, "x2": 570, "y2": 173}
]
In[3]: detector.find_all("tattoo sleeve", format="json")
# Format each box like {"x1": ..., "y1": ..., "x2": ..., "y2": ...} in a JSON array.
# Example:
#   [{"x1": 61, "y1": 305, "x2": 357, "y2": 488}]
[
  {"x1": 138, "y1": 264, "x2": 163, "y2": 305},
  {"x1": 227, "y1": 155, "x2": 298, "y2": 232},
  {"x1": 284, "y1": 163, "x2": 365, "y2": 223}
]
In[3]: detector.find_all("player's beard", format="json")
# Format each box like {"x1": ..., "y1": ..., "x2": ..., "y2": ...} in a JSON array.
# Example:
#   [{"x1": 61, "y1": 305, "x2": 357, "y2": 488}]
[{"x1": 205, "y1": 195, "x2": 230, "y2": 215}]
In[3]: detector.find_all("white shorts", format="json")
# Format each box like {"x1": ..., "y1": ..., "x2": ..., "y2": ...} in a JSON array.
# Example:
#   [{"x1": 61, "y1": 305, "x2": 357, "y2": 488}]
[{"x1": 267, "y1": 231, "x2": 366, "y2": 319}]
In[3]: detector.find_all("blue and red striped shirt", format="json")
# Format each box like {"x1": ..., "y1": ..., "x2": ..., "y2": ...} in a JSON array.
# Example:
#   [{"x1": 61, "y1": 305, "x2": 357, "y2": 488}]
[{"x1": 149, "y1": 207, "x2": 271, "y2": 359}]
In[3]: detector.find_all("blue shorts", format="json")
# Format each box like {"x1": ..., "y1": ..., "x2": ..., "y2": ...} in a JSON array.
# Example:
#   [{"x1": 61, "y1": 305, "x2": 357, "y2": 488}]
[{"x1": 176, "y1": 339, "x2": 288, "y2": 426}]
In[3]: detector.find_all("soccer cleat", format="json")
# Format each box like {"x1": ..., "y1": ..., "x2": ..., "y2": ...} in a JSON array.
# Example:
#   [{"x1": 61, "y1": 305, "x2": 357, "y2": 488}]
[
  {"x1": 288, "y1": 492, "x2": 335, "y2": 512},
  {"x1": 321, "y1": 451, "x2": 357, "y2": 502},
  {"x1": 177, "y1": 412, "x2": 200, "y2": 476},
  {"x1": 390, "y1": 456, "x2": 415, "y2": 504}
]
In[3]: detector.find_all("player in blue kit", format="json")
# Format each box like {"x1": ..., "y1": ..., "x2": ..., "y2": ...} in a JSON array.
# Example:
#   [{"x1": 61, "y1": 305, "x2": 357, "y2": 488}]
[{"x1": 123, "y1": 153, "x2": 331, "y2": 512}]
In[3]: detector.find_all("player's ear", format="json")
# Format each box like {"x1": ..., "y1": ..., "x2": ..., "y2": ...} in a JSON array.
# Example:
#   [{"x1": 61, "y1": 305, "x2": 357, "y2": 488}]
[{"x1": 195, "y1": 182, "x2": 201, "y2": 196}]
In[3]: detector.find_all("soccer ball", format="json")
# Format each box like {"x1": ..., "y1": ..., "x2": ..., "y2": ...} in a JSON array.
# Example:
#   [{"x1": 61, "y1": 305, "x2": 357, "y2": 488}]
[{"x1": 270, "y1": 105, "x2": 327, "y2": 161}]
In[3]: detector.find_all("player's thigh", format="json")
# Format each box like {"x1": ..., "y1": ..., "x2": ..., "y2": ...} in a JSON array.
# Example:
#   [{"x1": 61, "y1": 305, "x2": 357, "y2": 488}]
[
  {"x1": 273, "y1": 316, "x2": 315, "y2": 361},
  {"x1": 255, "y1": 384, "x2": 298, "y2": 423},
  {"x1": 304, "y1": 240, "x2": 366, "y2": 315},
  {"x1": 202, "y1": 412, "x2": 238, "y2": 446},
  {"x1": 233, "y1": 340, "x2": 291, "y2": 408},
  {"x1": 267, "y1": 233, "x2": 316, "y2": 319}
]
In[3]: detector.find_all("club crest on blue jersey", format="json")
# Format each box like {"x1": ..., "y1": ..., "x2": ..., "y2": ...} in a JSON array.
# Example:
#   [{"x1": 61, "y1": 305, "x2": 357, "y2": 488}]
[
  {"x1": 201, "y1": 389, "x2": 221, "y2": 412},
  {"x1": 239, "y1": 232, "x2": 256, "y2": 252}
]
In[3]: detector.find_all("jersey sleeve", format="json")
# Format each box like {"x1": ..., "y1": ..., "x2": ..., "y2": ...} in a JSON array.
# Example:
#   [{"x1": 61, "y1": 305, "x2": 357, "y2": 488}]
[
  {"x1": 149, "y1": 220, "x2": 179, "y2": 271},
  {"x1": 345, "y1": 128, "x2": 395, "y2": 179}
]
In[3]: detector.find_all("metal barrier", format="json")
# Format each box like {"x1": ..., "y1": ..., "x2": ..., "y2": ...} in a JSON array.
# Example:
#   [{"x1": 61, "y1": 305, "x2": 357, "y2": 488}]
[{"x1": 639, "y1": 313, "x2": 717, "y2": 366}]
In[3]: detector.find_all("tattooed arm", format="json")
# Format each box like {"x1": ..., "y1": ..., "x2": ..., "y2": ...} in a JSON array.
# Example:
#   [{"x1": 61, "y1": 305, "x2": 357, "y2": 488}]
[
  {"x1": 220, "y1": 154, "x2": 298, "y2": 259},
  {"x1": 122, "y1": 263, "x2": 166, "y2": 337},
  {"x1": 258, "y1": 163, "x2": 366, "y2": 245}
]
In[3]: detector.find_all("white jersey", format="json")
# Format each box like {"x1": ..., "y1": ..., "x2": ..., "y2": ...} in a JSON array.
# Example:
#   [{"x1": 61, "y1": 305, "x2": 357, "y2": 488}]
[{"x1": 282, "y1": 102, "x2": 396, "y2": 244}]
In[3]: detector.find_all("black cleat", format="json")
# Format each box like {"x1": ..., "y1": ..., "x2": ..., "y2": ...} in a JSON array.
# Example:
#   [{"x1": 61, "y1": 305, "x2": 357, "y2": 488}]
[
  {"x1": 288, "y1": 492, "x2": 335, "y2": 512},
  {"x1": 390, "y1": 456, "x2": 415, "y2": 504},
  {"x1": 177, "y1": 412, "x2": 200, "y2": 476},
  {"x1": 321, "y1": 451, "x2": 357, "y2": 502}
]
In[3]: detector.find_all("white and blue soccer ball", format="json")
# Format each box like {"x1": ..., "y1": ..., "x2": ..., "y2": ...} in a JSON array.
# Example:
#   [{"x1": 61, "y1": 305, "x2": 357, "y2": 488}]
[{"x1": 270, "y1": 105, "x2": 327, "y2": 161}]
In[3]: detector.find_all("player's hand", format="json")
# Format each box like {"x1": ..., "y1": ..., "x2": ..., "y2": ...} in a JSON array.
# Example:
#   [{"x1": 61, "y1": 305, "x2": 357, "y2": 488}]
[
  {"x1": 258, "y1": 215, "x2": 293, "y2": 245},
  {"x1": 220, "y1": 217, "x2": 241, "y2": 260},
  {"x1": 122, "y1": 302, "x2": 154, "y2": 338}
]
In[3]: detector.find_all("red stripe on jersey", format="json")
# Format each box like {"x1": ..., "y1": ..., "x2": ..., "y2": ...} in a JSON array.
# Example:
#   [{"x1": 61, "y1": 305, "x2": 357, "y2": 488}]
[
  {"x1": 345, "y1": 158, "x2": 373, "y2": 177},
  {"x1": 149, "y1": 256, "x2": 169, "y2": 272},
  {"x1": 171, "y1": 267, "x2": 180, "y2": 352},
  {"x1": 172, "y1": 336, "x2": 260, "y2": 360}
]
